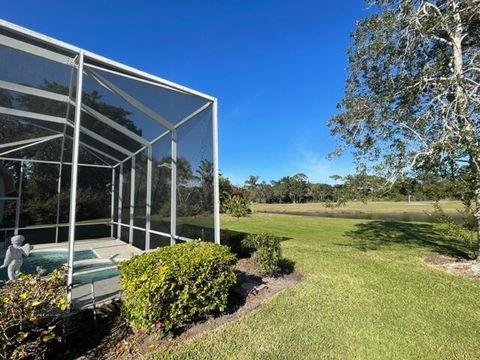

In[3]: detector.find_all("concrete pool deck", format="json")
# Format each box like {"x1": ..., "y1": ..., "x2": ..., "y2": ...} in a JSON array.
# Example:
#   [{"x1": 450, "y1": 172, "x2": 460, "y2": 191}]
[
  {"x1": 41, "y1": 238, "x2": 141, "y2": 309},
  {"x1": 8, "y1": 238, "x2": 142, "y2": 309},
  {"x1": 33, "y1": 237, "x2": 142, "y2": 262}
]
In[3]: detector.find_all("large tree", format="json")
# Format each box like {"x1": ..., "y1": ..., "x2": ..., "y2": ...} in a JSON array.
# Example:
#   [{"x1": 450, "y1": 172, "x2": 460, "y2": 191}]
[{"x1": 329, "y1": 0, "x2": 480, "y2": 257}]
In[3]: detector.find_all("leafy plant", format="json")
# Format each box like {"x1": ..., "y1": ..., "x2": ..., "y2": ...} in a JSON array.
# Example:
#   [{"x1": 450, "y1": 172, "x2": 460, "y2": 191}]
[
  {"x1": 220, "y1": 231, "x2": 255, "y2": 258},
  {"x1": 428, "y1": 202, "x2": 477, "y2": 259},
  {"x1": 248, "y1": 233, "x2": 282, "y2": 276},
  {"x1": 0, "y1": 267, "x2": 68, "y2": 360},
  {"x1": 222, "y1": 193, "x2": 251, "y2": 217},
  {"x1": 119, "y1": 241, "x2": 237, "y2": 331}
]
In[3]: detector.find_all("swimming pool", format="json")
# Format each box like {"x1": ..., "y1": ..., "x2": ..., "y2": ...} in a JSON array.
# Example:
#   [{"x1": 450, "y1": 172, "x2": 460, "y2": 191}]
[
  {"x1": 73, "y1": 267, "x2": 119, "y2": 284},
  {"x1": 0, "y1": 249, "x2": 119, "y2": 284}
]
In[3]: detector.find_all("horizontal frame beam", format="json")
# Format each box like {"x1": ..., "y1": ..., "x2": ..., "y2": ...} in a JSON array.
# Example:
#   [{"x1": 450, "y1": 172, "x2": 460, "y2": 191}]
[
  {"x1": 111, "y1": 222, "x2": 192, "y2": 242},
  {"x1": 0, "y1": 134, "x2": 61, "y2": 150},
  {"x1": 0, "y1": 133, "x2": 63, "y2": 156},
  {"x1": 0, "y1": 80, "x2": 150, "y2": 147},
  {"x1": 0, "y1": 220, "x2": 111, "y2": 232},
  {"x1": 0, "y1": 156, "x2": 112, "y2": 168},
  {"x1": 0, "y1": 106, "x2": 67, "y2": 125},
  {"x1": 0, "y1": 33, "x2": 73, "y2": 65},
  {"x1": 0, "y1": 79, "x2": 70, "y2": 102},
  {"x1": 0, "y1": 106, "x2": 133, "y2": 159},
  {"x1": 0, "y1": 197, "x2": 17, "y2": 201}
]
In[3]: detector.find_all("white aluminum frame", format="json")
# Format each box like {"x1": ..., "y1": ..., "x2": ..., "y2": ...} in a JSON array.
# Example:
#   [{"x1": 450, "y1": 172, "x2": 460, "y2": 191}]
[
  {"x1": 67, "y1": 51, "x2": 85, "y2": 303},
  {"x1": 129, "y1": 155, "x2": 136, "y2": 245},
  {"x1": 14, "y1": 161, "x2": 23, "y2": 235},
  {"x1": 170, "y1": 130, "x2": 177, "y2": 246},
  {"x1": 0, "y1": 19, "x2": 221, "y2": 306},
  {"x1": 212, "y1": 99, "x2": 220, "y2": 244},
  {"x1": 145, "y1": 146, "x2": 152, "y2": 250},
  {"x1": 110, "y1": 167, "x2": 116, "y2": 238}
]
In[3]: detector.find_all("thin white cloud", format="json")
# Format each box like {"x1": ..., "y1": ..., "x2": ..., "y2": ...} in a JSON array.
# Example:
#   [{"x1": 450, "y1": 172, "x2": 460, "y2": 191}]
[{"x1": 289, "y1": 147, "x2": 352, "y2": 184}]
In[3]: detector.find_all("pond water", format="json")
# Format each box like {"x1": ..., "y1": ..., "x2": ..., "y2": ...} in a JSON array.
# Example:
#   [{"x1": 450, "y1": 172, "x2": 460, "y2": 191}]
[{"x1": 261, "y1": 210, "x2": 464, "y2": 223}]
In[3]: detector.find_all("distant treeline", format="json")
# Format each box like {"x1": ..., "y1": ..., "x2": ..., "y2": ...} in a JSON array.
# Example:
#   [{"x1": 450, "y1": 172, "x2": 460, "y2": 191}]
[{"x1": 220, "y1": 172, "x2": 468, "y2": 204}]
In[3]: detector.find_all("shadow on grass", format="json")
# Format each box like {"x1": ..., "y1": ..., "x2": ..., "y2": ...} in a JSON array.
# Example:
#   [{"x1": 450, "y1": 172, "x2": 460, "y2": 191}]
[
  {"x1": 279, "y1": 258, "x2": 296, "y2": 275},
  {"x1": 344, "y1": 220, "x2": 470, "y2": 258}
]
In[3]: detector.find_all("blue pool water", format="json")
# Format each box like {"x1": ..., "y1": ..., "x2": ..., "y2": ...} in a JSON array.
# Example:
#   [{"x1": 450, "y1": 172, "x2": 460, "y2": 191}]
[
  {"x1": 0, "y1": 249, "x2": 98, "y2": 281},
  {"x1": 73, "y1": 268, "x2": 120, "y2": 284}
]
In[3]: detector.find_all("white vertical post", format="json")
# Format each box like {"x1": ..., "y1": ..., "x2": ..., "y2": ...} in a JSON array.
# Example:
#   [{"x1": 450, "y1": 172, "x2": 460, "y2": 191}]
[
  {"x1": 110, "y1": 167, "x2": 115, "y2": 238},
  {"x1": 145, "y1": 146, "x2": 152, "y2": 250},
  {"x1": 14, "y1": 160, "x2": 23, "y2": 236},
  {"x1": 117, "y1": 163, "x2": 123, "y2": 239},
  {"x1": 212, "y1": 99, "x2": 220, "y2": 244},
  {"x1": 67, "y1": 51, "x2": 85, "y2": 305},
  {"x1": 54, "y1": 162, "x2": 62, "y2": 243},
  {"x1": 170, "y1": 130, "x2": 177, "y2": 246},
  {"x1": 54, "y1": 158, "x2": 64, "y2": 243},
  {"x1": 129, "y1": 156, "x2": 135, "y2": 245},
  {"x1": 55, "y1": 106, "x2": 69, "y2": 243}
]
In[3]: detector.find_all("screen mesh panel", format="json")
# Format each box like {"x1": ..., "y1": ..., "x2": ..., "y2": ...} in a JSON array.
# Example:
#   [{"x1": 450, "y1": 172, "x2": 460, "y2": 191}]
[
  {"x1": 150, "y1": 135, "x2": 171, "y2": 237},
  {"x1": 0, "y1": 23, "x2": 217, "y2": 247},
  {"x1": 176, "y1": 106, "x2": 214, "y2": 241}
]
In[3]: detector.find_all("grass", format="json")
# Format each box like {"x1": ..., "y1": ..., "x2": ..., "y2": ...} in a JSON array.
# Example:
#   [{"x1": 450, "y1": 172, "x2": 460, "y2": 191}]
[
  {"x1": 151, "y1": 213, "x2": 480, "y2": 359},
  {"x1": 252, "y1": 200, "x2": 464, "y2": 215}
]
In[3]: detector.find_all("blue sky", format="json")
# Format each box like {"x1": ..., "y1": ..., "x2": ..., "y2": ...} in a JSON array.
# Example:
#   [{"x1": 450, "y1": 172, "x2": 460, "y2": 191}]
[{"x1": 2, "y1": 0, "x2": 369, "y2": 185}]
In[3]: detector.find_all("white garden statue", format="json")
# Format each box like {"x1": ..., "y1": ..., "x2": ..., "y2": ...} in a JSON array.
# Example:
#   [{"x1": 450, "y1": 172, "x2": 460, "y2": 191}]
[{"x1": 0, "y1": 235, "x2": 33, "y2": 281}]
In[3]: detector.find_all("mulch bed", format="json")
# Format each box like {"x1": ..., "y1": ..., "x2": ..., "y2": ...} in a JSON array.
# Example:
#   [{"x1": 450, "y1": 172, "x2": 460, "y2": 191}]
[
  {"x1": 57, "y1": 257, "x2": 302, "y2": 359},
  {"x1": 424, "y1": 254, "x2": 480, "y2": 279}
]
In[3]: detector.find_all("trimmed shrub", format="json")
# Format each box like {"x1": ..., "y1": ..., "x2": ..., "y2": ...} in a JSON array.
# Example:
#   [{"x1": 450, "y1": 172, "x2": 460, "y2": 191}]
[
  {"x1": 119, "y1": 241, "x2": 237, "y2": 331},
  {"x1": 248, "y1": 233, "x2": 282, "y2": 276},
  {"x1": 0, "y1": 267, "x2": 68, "y2": 360},
  {"x1": 220, "y1": 230, "x2": 255, "y2": 258}
]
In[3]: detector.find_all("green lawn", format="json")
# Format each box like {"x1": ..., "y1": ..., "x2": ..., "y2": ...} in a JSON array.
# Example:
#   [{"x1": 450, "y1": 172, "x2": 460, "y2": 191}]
[
  {"x1": 152, "y1": 213, "x2": 480, "y2": 359},
  {"x1": 252, "y1": 200, "x2": 464, "y2": 215}
]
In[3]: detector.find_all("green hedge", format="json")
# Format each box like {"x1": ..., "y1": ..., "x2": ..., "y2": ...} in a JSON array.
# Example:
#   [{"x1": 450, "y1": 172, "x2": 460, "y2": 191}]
[
  {"x1": 248, "y1": 233, "x2": 282, "y2": 276},
  {"x1": 119, "y1": 241, "x2": 237, "y2": 331}
]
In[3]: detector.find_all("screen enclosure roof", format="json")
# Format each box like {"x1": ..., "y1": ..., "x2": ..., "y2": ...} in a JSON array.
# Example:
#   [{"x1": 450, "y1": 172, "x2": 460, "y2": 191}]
[{"x1": 0, "y1": 19, "x2": 215, "y2": 167}]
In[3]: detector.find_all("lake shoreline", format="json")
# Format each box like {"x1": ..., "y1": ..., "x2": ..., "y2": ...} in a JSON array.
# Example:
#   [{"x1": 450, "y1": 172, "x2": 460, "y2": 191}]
[{"x1": 256, "y1": 209, "x2": 464, "y2": 223}]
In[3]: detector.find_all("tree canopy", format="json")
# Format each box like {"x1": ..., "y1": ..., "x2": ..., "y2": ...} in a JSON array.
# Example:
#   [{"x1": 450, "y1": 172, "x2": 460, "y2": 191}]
[
  {"x1": 329, "y1": 0, "x2": 480, "y2": 256},
  {"x1": 329, "y1": 0, "x2": 479, "y2": 180}
]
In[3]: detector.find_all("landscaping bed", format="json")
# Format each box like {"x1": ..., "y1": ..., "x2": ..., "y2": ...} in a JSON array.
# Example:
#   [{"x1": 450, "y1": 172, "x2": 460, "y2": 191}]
[
  {"x1": 424, "y1": 254, "x2": 480, "y2": 279},
  {"x1": 63, "y1": 256, "x2": 301, "y2": 360}
]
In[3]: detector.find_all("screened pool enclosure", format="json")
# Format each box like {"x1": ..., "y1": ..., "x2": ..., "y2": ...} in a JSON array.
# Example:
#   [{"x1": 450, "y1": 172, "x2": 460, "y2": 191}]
[{"x1": 0, "y1": 20, "x2": 220, "y2": 296}]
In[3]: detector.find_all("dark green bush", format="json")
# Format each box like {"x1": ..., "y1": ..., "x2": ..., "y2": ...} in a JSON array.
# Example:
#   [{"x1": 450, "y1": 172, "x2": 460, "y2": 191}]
[
  {"x1": 239, "y1": 237, "x2": 256, "y2": 257},
  {"x1": 248, "y1": 233, "x2": 282, "y2": 276},
  {"x1": 220, "y1": 230, "x2": 255, "y2": 258},
  {"x1": 119, "y1": 241, "x2": 237, "y2": 331},
  {"x1": 0, "y1": 267, "x2": 68, "y2": 360}
]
